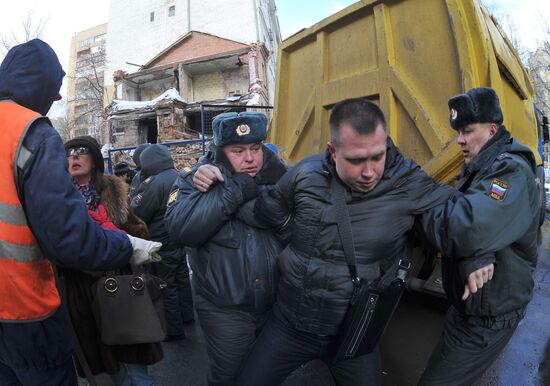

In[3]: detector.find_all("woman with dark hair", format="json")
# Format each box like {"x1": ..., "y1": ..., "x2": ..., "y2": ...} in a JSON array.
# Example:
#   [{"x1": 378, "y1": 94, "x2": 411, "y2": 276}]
[{"x1": 61, "y1": 135, "x2": 163, "y2": 386}]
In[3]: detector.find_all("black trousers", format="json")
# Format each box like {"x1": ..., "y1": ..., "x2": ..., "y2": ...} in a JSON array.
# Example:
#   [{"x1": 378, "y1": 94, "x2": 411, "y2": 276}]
[
  {"x1": 195, "y1": 293, "x2": 269, "y2": 386},
  {"x1": 418, "y1": 306, "x2": 519, "y2": 386},
  {"x1": 152, "y1": 248, "x2": 194, "y2": 338},
  {"x1": 235, "y1": 313, "x2": 382, "y2": 386}
]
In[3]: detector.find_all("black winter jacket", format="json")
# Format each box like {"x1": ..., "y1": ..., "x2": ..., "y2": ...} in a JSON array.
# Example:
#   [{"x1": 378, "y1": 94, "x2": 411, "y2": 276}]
[
  {"x1": 255, "y1": 139, "x2": 452, "y2": 335},
  {"x1": 421, "y1": 128, "x2": 540, "y2": 323},
  {"x1": 131, "y1": 144, "x2": 179, "y2": 250},
  {"x1": 165, "y1": 146, "x2": 287, "y2": 312}
]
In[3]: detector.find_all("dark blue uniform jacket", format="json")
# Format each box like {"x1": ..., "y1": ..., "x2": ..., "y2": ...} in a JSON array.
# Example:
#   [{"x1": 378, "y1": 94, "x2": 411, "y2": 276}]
[{"x1": 0, "y1": 39, "x2": 132, "y2": 371}]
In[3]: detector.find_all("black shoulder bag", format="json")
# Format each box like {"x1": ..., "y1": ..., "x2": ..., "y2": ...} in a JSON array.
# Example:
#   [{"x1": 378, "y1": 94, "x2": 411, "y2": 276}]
[
  {"x1": 91, "y1": 264, "x2": 167, "y2": 345},
  {"x1": 331, "y1": 177, "x2": 410, "y2": 361}
]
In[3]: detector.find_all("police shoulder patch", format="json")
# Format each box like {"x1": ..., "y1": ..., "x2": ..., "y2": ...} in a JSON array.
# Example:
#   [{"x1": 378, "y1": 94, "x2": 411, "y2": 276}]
[
  {"x1": 489, "y1": 178, "x2": 508, "y2": 201},
  {"x1": 134, "y1": 193, "x2": 143, "y2": 206},
  {"x1": 167, "y1": 190, "x2": 179, "y2": 207}
]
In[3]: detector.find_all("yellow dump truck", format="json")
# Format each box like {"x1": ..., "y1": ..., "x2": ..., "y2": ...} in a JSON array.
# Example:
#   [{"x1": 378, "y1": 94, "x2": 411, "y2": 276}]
[{"x1": 268, "y1": 0, "x2": 545, "y2": 294}]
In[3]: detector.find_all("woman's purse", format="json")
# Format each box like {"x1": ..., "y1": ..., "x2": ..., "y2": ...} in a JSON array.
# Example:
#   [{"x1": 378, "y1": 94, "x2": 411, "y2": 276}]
[
  {"x1": 331, "y1": 177, "x2": 410, "y2": 361},
  {"x1": 91, "y1": 264, "x2": 167, "y2": 345}
]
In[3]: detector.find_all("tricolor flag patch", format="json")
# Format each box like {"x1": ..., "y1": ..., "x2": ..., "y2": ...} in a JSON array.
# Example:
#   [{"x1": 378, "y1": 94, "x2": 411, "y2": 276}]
[{"x1": 489, "y1": 178, "x2": 508, "y2": 201}]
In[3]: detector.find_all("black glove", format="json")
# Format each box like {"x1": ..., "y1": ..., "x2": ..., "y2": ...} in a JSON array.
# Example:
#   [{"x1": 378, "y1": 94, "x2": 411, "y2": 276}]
[{"x1": 232, "y1": 173, "x2": 260, "y2": 202}]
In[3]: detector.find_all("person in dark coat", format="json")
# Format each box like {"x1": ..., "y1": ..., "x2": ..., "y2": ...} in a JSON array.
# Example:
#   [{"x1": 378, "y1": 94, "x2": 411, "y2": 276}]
[
  {"x1": 418, "y1": 88, "x2": 541, "y2": 385},
  {"x1": 62, "y1": 136, "x2": 163, "y2": 386},
  {"x1": 131, "y1": 144, "x2": 195, "y2": 341},
  {"x1": 0, "y1": 39, "x2": 160, "y2": 386},
  {"x1": 165, "y1": 112, "x2": 287, "y2": 386},
  {"x1": 114, "y1": 161, "x2": 136, "y2": 185},
  {"x1": 129, "y1": 143, "x2": 150, "y2": 199},
  {"x1": 234, "y1": 99, "x2": 452, "y2": 386}
]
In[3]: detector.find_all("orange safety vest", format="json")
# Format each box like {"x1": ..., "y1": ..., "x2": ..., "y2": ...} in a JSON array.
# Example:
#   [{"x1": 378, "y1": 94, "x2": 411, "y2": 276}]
[{"x1": 0, "y1": 101, "x2": 61, "y2": 321}]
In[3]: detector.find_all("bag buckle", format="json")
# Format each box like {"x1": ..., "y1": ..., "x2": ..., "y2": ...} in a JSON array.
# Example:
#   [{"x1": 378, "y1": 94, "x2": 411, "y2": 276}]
[
  {"x1": 131, "y1": 276, "x2": 145, "y2": 292},
  {"x1": 398, "y1": 260, "x2": 411, "y2": 271},
  {"x1": 351, "y1": 276, "x2": 361, "y2": 287},
  {"x1": 396, "y1": 259, "x2": 411, "y2": 282},
  {"x1": 104, "y1": 277, "x2": 118, "y2": 293}
]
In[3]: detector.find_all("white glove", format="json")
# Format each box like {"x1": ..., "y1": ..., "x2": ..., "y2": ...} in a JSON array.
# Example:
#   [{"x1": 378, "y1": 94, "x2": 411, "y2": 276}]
[{"x1": 127, "y1": 235, "x2": 162, "y2": 265}]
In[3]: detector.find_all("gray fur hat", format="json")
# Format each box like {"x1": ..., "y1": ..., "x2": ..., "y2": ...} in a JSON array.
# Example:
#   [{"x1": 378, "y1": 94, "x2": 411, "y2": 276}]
[
  {"x1": 448, "y1": 87, "x2": 503, "y2": 130},
  {"x1": 212, "y1": 112, "x2": 268, "y2": 147}
]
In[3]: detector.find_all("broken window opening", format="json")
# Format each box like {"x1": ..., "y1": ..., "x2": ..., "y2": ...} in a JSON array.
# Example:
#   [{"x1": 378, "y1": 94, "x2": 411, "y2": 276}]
[
  {"x1": 150, "y1": 12, "x2": 155, "y2": 22},
  {"x1": 188, "y1": 107, "x2": 246, "y2": 138},
  {"x1": 168, "y1": 6, "x2": 175, "y2": 17},
  {"x1": 139, "y1": 117, "x2": 158, "y2": 144}
]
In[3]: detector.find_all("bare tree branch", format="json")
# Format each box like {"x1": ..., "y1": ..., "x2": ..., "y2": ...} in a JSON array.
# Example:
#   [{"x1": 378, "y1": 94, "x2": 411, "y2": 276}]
[
  {"x1": 0, "y1": 10, "x2": 48, "y2": 57},
  {"x1": 483, "y1": 1, "x2": 550, "y2": 119},
  {"x1": 67, "y1": 49, "x2": 106, "y2": 139}
]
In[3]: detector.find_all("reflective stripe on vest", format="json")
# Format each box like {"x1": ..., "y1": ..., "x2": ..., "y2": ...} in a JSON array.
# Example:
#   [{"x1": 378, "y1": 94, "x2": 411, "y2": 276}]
[{"x1": 0, "y1": 101, "x2": 61, "y2": 321}]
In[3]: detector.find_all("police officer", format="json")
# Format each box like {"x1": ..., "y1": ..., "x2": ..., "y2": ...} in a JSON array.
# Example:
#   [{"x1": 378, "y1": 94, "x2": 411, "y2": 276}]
[
  {"x1": 418, "y1": 87, "x2": 541, "y2": 385},
  {"x1": 165, "y1": 112, "x2": 287, "y2": 386},
  {"x1": 0, "y1": 39, "x2": 161, "y2": 385}
]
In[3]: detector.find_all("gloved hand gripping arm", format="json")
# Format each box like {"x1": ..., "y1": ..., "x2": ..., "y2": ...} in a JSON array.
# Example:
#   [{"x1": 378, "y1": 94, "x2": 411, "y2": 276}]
[{"x1": 127, "y1": 235, "x2": 163, "y2": 264}]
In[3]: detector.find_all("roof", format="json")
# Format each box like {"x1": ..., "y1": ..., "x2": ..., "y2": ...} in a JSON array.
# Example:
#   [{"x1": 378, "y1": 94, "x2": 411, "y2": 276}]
[{"x1": 144, "y1": 30, "x2": 250, "y2": 69}]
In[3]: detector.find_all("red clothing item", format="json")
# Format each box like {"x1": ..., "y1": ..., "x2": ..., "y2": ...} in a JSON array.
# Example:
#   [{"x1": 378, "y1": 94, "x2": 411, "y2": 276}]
[{"x1": 88, "y1": 204, "x2": 126, "y2": 233}]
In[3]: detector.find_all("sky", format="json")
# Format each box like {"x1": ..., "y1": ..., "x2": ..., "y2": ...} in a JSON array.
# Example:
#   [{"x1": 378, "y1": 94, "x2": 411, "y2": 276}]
[{"x1": 0, "y1": 0, "x2": 549, "y2": 101}]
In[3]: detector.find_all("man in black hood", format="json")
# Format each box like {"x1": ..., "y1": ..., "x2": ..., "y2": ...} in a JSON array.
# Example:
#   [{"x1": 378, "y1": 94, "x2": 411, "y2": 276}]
[
  {"x1": 131, "y1": 144, "x2": 195, "y2": 341},
  {"x1": 0, "y1": 40, "x2": 160, "y2": 385}
]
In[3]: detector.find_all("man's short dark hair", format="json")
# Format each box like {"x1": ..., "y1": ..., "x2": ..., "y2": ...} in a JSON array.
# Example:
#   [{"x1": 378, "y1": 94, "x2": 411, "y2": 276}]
[{"x1": 329, "y1": 98, "x2": 387, "y2": 147}]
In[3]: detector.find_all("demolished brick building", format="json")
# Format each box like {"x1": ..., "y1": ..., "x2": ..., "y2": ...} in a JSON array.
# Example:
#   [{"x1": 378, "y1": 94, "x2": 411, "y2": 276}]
[{"x1": 103, "y1": 31, "x2": 272, "y2": 148}]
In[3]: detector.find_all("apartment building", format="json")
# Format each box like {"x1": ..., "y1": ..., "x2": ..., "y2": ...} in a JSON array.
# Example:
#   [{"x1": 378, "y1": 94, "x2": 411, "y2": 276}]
[{"x1": 66, "y1": 24, "x2": 107, "y2": 139}]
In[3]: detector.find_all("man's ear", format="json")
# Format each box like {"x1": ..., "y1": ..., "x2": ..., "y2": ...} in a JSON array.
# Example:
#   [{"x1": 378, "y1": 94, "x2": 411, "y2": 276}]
[
  {"x1": 327, "y1": 142, "x2": 336, "y2": 161},
  {"x1": 489, "y1": 123, "x2": 498, "y2": 137}
]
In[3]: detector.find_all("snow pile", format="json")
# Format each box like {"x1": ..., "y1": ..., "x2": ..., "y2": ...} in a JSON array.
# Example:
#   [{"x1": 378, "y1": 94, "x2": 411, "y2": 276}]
[{"x1": 110, "y1": 88, "x2": 185, "y2": 113}]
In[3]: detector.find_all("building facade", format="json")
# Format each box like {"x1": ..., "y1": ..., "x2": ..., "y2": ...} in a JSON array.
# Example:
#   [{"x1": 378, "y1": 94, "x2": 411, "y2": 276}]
[
  {"x1": 105, "y1": 31, "x2": 272, "y2": 147},
  {"x1": 66, "y1": 24, "x2": 107, "y2": 139},
  {"x1": 104, "y1": 0, "x2": 281, "y2": 107}
]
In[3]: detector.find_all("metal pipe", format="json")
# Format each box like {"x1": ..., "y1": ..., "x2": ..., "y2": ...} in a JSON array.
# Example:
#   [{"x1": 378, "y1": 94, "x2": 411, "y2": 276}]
[
  {"x1": 200, "y1": 104, "x2": 206, "y2": 155},
  {"x1": 187, "y1": 0, "x2": 191, "y2": 32},
  {"x1": 253, "y1": 0, "x2": 260, "y2": 42}
]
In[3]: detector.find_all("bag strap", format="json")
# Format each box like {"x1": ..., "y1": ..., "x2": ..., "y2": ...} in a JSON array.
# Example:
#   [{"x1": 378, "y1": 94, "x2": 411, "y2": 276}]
[
  {"x1": 331, "y1": 177, "x2": 411, "y2": 286},
  {"x1": 330, "y1": 177, "x2": 361, "y2": 287},
  {"x1": 106, "y1": 264, "x2": 144, "y2": 278}
]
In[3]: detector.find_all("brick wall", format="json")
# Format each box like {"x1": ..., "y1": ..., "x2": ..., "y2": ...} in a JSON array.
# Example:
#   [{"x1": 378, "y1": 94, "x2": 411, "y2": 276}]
[
  {"x1": 105, "y1": 0, "x2": 256, "y2": 88},
  {"x1": 150, "y1": 32, "x2": 248, "y2": 68},
  {"x1": 193, "y1": 72, "x2": 225, "y2": 102}
]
